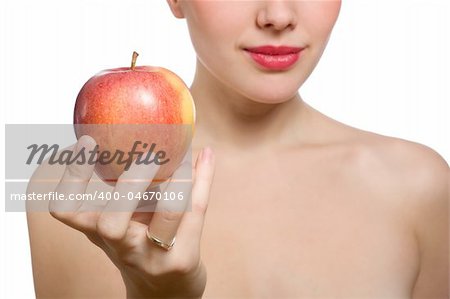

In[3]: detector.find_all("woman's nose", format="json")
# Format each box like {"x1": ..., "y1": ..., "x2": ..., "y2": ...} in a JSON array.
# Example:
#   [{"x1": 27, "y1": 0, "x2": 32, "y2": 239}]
[{"x1": 256, "y1": 0, "x2": 297, "y2": 32}]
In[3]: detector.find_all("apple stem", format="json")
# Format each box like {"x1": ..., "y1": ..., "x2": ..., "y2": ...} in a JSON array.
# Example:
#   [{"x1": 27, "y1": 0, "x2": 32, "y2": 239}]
[{"x1": 131, "y1": 51, "x2": 139, "y2": 70}]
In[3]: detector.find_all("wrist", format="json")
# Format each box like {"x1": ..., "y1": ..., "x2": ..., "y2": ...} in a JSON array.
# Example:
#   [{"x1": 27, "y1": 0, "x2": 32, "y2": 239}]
[
  {"x1": 121, "y1": 264, "x2": 206, "y2": 299},
  {"x1": 125, "y1": 283, "x2": 203, "y2": 299}
]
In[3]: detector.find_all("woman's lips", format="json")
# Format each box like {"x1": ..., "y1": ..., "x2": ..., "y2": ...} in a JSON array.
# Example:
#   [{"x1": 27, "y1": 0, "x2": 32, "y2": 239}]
[{"x1": 244, "y1": 45, "x2": 304, "y2": 71}]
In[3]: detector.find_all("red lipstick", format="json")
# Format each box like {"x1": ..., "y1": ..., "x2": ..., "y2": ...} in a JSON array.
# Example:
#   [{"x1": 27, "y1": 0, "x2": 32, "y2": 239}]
[{"x1": 244, "y1": 45, "x2": 304, "y2": 71}]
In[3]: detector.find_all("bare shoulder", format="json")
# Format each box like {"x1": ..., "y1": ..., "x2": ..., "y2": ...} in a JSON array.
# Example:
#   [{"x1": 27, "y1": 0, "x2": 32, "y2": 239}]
[
  {"x1": 343, "y1": 128, "x2": 449, "y2": 201},
  {"x1": 311, "y1": 108, "x2": 449, "y2": 193},
  {"x1": 329, "y1": 119, "x2": 449, "y2": 208},
  {"x1": 336, "y1": 125, "x2": 449, "y2": 297}
]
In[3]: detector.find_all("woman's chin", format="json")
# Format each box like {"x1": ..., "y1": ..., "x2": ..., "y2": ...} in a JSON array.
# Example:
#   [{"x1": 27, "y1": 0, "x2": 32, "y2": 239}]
[
  {"x1": 242, "y1": 89, "x2": 299, "y2": 105},
  {"x1": 233, "y1": 76, "x2": 303, "y2": 104}
]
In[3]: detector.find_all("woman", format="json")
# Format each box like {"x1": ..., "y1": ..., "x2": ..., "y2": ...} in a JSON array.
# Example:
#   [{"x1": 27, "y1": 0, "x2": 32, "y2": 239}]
[{"x1": 27, "y1": 1, "x2": 449, "y2": 298}]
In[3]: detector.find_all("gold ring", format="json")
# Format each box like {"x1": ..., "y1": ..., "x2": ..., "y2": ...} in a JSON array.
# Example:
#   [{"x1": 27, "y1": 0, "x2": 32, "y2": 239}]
[{"x1": 146, "y1": 229, "x2": 175, "y2": 251}]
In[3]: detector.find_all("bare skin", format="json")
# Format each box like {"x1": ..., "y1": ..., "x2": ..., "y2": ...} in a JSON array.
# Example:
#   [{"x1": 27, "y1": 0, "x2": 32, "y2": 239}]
[
  {"x1": 27, "y1": 95, "x2": 449, "y2": 298},
  {"x1": 27, "y1": 1, "x2": 449, "y2": 297}
]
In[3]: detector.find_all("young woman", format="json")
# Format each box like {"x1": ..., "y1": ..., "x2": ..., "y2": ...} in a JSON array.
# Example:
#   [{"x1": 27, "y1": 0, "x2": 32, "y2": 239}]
[{"x1": 27, "y1": 1, "x2": 449, "y2": 298}]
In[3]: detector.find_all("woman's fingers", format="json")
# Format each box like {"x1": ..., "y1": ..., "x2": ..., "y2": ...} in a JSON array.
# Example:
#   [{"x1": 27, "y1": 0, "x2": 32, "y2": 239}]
[
  {"x1": 176, "y1": 147, "x2": 215, "y2": 250},
  {"x1": 147, "y1": 161, "x2": 193, "y2": 248},
  {"x1": 96, "y1": 157, "x2": 160, "y2": 245},
  {"x1": 52, "y1": 140, "x2": 215, "y2": 261},
  {"x1": 49, "y1": 135, "x2": 98, "y2": 230}
]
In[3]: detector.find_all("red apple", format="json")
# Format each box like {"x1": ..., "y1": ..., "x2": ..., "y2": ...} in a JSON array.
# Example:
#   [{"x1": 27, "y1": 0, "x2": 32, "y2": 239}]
[{"x1": 73, "y1": 52, "x2": 195, "y2": 187}]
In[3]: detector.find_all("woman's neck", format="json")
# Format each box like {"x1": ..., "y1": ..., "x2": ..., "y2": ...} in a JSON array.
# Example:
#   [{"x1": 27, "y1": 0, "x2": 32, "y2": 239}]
[{"x1": 189, "y1": 62, "x2": 312, "y2": 151}]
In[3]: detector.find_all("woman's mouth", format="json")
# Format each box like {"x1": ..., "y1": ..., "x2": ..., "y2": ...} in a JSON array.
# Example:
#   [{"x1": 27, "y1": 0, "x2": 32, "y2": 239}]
[{"x1": 243, "y1": 45, "x2": 304, "y2": 71}]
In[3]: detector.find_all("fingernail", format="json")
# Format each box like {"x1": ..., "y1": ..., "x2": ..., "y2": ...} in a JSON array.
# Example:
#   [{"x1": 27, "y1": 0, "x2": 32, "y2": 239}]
[{"x1": 202, "y1": 146, "x2": 213, "y2": 163}]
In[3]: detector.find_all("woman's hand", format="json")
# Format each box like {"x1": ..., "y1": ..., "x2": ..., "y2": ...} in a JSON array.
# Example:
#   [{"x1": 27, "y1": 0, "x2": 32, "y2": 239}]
[{"x1": 49, "y1": 135, "x2": 215, "y2": 298}]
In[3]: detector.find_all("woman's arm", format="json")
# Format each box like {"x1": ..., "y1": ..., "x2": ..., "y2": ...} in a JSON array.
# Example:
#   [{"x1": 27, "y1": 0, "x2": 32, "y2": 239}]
[
  {"x1": 409, "y1": 147, "x2": 449, "y2": 298},
  {"x1": 26, "y1": 151, "x2": 126, "y2": 298},
  {"x1": 27, "y1": 212, "x2": 127, "y2": 298}
]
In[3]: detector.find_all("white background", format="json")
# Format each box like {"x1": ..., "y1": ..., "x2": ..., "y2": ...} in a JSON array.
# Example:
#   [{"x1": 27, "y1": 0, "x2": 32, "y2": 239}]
[{"x1": 1, "y1": 0, "x2": 449, "y2": 297}]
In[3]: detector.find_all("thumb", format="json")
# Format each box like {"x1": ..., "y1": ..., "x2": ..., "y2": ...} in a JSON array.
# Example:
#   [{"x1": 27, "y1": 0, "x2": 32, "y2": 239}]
[{"x1": 50, "y1": 135, "x2": 97, "y2": 214}]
